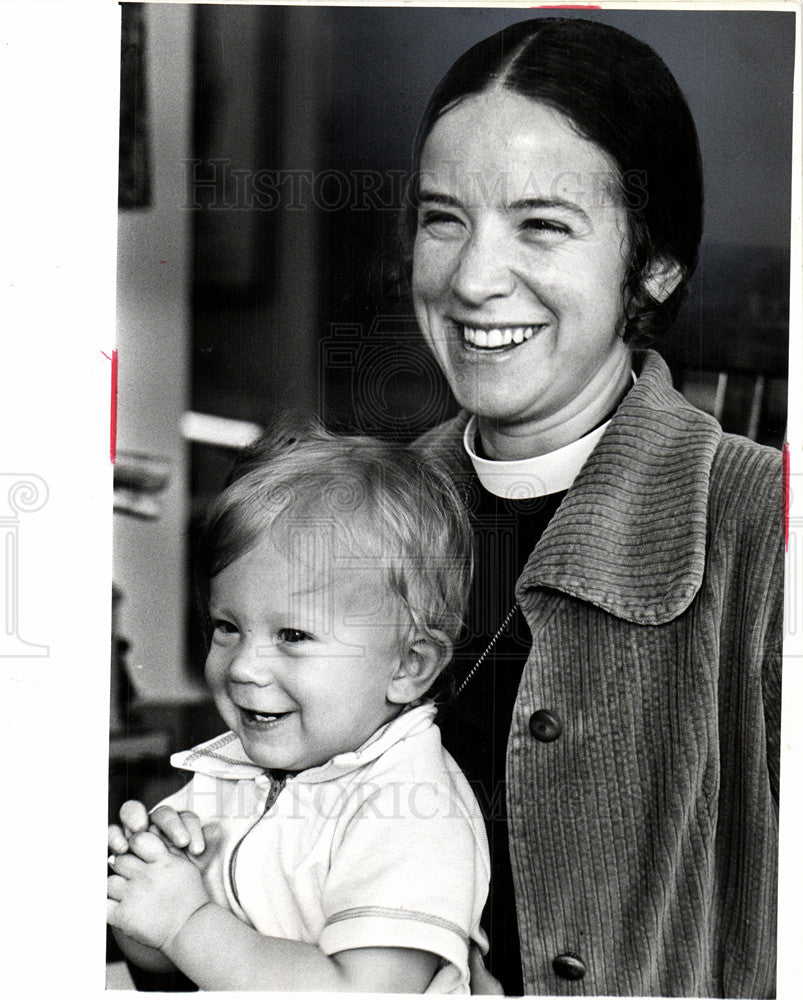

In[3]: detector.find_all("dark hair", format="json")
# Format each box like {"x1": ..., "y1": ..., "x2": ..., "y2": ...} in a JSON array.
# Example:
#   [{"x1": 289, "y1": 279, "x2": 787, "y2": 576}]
[
  {"x1": 197, "y1": 422, "x2": 473, "y2": 703},
  {"x1": 403, "y1": 17, "x2": 704, "y2": 345}
]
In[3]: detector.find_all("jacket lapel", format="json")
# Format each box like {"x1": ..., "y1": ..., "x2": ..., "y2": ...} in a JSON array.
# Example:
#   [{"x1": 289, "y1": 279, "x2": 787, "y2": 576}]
[{"x1": 517, "y1": 351, "x2": 721, "y2": 624}]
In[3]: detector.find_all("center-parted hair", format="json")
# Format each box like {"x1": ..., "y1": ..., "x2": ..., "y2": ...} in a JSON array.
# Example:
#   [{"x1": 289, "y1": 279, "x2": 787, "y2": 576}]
[{"x1": 198, "y1": 423, "x2": 473, "y2": 698}]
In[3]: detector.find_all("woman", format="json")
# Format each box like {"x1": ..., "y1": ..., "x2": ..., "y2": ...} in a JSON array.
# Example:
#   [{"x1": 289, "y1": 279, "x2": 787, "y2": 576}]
[{"x1": 409, "y1": 18, "x2": 782, "y2": 998}]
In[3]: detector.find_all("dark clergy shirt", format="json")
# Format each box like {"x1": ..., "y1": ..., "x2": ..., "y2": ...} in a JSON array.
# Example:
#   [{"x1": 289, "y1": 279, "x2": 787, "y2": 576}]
[{"x1": 438, "y1": 483, "x2": 566, "y2": 996}]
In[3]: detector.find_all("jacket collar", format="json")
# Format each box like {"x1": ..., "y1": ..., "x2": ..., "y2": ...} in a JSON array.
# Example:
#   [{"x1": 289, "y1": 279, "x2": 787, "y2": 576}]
[
  {"x1": 417, "y1": 351, "x2": 721, "y2": 625},
  {"x1": 517, "y1": 350, "x2": 721, "y2": 624},
  {"x1": 171, "y1": 703, "x2": 437, "y2": 785}
]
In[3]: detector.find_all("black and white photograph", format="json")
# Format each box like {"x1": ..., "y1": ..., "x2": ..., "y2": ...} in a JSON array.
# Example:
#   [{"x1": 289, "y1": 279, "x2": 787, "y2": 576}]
[{"x1": 1, "y1": 2, "x2": 801, "y2": 998}]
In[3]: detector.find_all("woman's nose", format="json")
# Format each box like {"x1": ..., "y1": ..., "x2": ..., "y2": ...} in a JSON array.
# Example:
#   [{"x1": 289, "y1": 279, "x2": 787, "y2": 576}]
[{"x1": 450, "y1": 225, "x2": 516, "y2": 305}]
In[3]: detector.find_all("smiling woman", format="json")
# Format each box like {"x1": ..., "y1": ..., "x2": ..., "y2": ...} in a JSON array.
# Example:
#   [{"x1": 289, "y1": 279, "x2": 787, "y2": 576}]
[
  {"x1": 413, "y1": 93, "x2": 638, "y2": 457},
  {"x1": 412, "y1": 17, "x2": 783, "y2": 999}
]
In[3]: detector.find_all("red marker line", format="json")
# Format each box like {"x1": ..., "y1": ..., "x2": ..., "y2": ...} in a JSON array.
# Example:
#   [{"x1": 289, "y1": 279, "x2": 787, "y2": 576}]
[
  {"x1": 102, "y1": 349, "x2": 119, "y2": 464},
  {"x1": 535, "y1": 5, "x2": 602, "y2": 8},
  {"x1": 783, "y1": 442, "x2": 790, "y2": 551}
]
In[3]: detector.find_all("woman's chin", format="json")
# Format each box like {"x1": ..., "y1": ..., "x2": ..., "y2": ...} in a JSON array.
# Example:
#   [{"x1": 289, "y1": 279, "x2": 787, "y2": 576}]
[{"x1": 451, "y1": 384, "x2": 546, "y2": 427}]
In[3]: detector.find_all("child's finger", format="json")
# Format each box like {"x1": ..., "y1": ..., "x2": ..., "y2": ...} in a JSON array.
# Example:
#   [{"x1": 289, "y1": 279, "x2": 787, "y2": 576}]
[
  {"x1": 129, "y1": 829, "x2": 169, "y2": 862},
  {"x1": 119, "y1": 800, "x2": 150, "y2": 837},
  {"x1": 111, "y1": 853, "x2": 143, "y2": 878},
  {"x1": 180, "y1": 812, "x2": 206, "y2": 855},
  {"x1": 149, "y1": 805, "x2": 191, "y2": 849},
  {"x1": 107, "y1": 873, "x2": 128, "y2": 901},
  {"x1": 108, "y1": 824, "x2": 129, "y2": 855}
]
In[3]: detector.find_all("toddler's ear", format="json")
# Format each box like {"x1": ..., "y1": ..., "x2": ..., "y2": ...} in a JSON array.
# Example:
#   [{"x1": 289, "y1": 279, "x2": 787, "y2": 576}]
[{"x1": 387, "y1": 630, "x2": 452, "y2": 705}]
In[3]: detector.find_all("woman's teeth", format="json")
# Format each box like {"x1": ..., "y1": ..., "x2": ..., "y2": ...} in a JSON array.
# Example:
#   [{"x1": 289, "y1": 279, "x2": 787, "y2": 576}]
[{"x1": 462, "y1": 325, "x2": 540, "y2": 348}]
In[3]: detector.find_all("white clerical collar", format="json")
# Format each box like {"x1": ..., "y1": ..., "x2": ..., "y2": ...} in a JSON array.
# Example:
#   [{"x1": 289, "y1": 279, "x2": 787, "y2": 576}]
[
  {"x1": 463, "y1": 415, "x2": 609, "y2": 498},
  {"x1": 463, "y1": 373, "x2": 637, "y2": 499}
]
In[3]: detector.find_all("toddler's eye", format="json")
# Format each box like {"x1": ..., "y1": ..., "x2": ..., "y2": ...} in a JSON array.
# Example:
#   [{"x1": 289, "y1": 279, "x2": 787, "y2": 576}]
[
  {"x1": 212, "y1": 619, "x2": 238, "y2": 636},
  {"x1": 278, "y1": 628, "x2": 312, "y2": 644}
]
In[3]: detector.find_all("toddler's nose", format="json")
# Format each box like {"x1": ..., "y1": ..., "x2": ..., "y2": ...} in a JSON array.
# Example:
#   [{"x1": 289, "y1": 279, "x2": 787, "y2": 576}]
[{"x1": 227, "y1": 640, "x2": 279, "y2": 686}]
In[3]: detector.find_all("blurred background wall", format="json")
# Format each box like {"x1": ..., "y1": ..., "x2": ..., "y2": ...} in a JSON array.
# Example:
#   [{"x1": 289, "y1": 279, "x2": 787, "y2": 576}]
[
  {"x1": 112, "y1": 2, "x2": 794, "y2": 757},
  {"x1": 191, "y1": 5, "x2": 792, "y2": 450},
  {"x1": 115, "y1": 2, "x2": 192, "y2": 702}
]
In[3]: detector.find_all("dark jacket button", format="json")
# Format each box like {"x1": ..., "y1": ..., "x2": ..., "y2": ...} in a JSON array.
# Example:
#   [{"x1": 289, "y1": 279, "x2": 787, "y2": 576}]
[
  {"x1": 552, "y1": 953, "x2": 586, "y2": 980},
  {"x1": 529, "y1": 709, "x2": 562, "y2": 742}
]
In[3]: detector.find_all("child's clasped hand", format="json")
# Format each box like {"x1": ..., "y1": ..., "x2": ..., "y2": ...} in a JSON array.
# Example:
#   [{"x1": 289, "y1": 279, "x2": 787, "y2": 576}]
[
  {"x1": 108, "y1": 799, "x2": 211, "y2": 952},
  {"x1": 107, "y1": 827, "x2": 210, "y2": 952}
]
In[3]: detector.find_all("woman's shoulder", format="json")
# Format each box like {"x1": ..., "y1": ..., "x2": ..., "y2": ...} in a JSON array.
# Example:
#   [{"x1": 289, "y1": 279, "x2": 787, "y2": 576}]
[
  {"x1": 710, "y1": 432, "x2": 783, "y2": 515},
  {"x1": 707, "y1": 433, "x2": 784, "y2": 578},
  {"x1": 634, "y1": 352, "x2": 782, "y2": 525}
]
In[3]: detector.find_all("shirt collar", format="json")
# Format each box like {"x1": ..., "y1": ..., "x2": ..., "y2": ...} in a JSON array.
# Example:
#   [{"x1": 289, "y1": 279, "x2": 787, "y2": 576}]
[
  {"x1": 463, "y1": 414, "x2": 611, "y2": 498},
  {"x1": 170, "y1": 703, "x2": 437, "y2": 785},
  {"x1": 462, "y1": 372, "x2": 637, "y2": 499}
]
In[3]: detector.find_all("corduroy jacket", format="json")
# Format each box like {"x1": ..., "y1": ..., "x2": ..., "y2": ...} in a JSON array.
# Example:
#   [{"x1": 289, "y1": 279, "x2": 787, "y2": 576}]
[{"x1": 417, "y1": 350, "x2": 783, "y2": 998}]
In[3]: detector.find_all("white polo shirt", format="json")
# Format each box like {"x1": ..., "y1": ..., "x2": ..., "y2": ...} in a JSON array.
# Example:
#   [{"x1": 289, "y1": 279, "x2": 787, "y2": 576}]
[{"x1": 157, "y1": 703, "x2": 490, "y2": 993}]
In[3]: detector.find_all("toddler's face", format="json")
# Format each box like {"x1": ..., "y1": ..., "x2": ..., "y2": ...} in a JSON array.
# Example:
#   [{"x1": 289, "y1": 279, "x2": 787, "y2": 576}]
[{"x1": 205, "y1": 528, "x2": 408, "y2": 772}]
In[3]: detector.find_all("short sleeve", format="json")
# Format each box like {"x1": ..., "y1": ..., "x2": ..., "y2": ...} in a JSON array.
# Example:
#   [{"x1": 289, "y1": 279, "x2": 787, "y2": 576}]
[{"x1": 318, "y1": 777, "x2": 489, "y2": 987}]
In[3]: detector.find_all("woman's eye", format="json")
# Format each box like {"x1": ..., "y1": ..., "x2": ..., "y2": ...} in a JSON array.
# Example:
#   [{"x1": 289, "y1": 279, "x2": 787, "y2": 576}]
[
  {"x1": 278, "y1": 628, "x2": 312, "y2": 644},
  {"x1": 418, "y1": 209, "x2": 465, "y2": 236},
  {"x1": 521, "y1": 218, "x2": 570, "y2": 237},
  {"x1": 212, "y1": 619, "x2": 238, "y2": 637}
]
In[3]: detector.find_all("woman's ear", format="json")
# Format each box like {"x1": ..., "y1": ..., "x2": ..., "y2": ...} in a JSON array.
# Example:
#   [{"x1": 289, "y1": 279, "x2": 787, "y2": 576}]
[
  {"x1": 387, "y1": 630, "x2": 452, "y2": 705},
  {"x1": 642, "y1": 256, "x2": 684, "y2": 303}
]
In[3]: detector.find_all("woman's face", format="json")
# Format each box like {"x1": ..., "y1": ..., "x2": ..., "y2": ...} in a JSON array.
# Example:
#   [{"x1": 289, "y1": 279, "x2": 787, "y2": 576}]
[{"x1": 412, "y1": 90, "x2": 634, "y2": 444}]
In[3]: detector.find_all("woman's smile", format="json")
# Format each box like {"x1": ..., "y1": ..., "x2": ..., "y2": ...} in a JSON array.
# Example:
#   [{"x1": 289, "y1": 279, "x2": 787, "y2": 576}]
[{"x1": 461, "y1": 323, "x2": 546, "y2": 351}]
